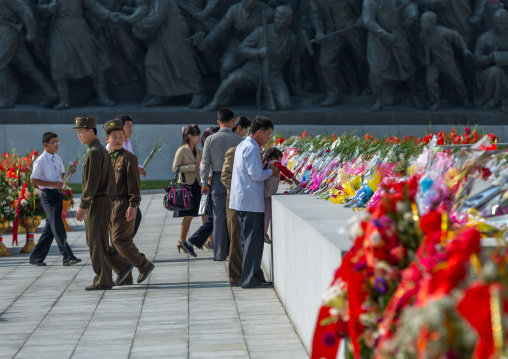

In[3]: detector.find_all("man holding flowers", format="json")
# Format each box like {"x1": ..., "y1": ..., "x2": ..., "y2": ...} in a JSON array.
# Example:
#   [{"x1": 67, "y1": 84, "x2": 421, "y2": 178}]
[{"x1": 29, "y1": 132, "x2": 81, "y2": 266}]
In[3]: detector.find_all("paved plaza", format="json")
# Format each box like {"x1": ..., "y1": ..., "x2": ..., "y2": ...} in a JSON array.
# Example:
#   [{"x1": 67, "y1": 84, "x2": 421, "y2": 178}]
[{"x1": 0, "y1": 193, "x2": 308, "y2": 359}]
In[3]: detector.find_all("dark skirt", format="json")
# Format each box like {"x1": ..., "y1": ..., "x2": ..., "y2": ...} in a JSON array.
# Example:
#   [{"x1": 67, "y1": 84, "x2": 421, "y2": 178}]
[{"x1": 173, "y1": 181, "x2": 202, "y2": 218}]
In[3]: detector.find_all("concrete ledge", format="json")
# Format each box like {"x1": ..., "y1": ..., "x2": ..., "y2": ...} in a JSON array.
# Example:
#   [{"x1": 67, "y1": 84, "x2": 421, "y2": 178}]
[
  {"x1": 262, "y1": 193, "x2": 355, "y2": 351},
  {"x1": 0, "y1": 104, "x2": 506, "y2": 125}
]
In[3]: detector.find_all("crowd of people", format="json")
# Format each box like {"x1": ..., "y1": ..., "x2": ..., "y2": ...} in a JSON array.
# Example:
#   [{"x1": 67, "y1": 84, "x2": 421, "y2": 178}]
[{"x1": 28, "y1": 109, "x2": 297, "y2": 290}]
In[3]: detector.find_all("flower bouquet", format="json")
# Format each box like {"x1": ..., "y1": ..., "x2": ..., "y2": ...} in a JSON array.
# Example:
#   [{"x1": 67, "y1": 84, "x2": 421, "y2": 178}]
[
  {"x1": 266, "y1": 128, "x2": 501, "y2": 213},
  {"x1": 310, "y1": 131, "x2": 508, "y2": 359},
  {"x1": 0, "y1": 171, "x2": 17, "y2": 256},
  {"x1": 15, "y1": 172, "x2": 45, "y2": 253},
  {"x1": 63, "y1": 147, "x2": 87, "y2": 184},
  {"x1": 143, "y1": 138, "x2": 166, "y2": 169},
  {"x1": 61, "y1": 187, "x2": 74, "y2": 232}
]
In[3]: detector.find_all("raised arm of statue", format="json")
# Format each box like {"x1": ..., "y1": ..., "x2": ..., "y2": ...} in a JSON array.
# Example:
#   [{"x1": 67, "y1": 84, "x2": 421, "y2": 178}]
[
  {"x1": 362, "y1": 0, "x2": 391, "y2": 39},
  {"x1": 7, "y1": 0, "x2": 37, "y2": 36},
  {"x1": 310, "y1": 0, "x2": 325, "y2": 36},
  {"x1": 238, "y1": 26, "x2": 263, "y2": 58},
  {"x1": 136, "y1": 0, "x2": 168, "y2": 31},
  {"x1": 205, "y1": 5, "x2": 235, "y2": 44},
  {"x1": 447, "y1": 28, "x2": 468, "y2": 52},
  {"x1": 84, "y1": 0, "x2": 115, "y2": 21}
]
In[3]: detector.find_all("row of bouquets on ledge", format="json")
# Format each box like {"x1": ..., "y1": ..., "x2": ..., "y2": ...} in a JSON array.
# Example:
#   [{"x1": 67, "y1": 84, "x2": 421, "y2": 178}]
[
  {"x1": 277, "y1": 130, "x2": 508, "y2": 358},
  {"x1": 0, "y1": 151, "x2": 75, "y2": 256},
  {"x1": 267, "y1": 127, "x2": 500, "y2": 211}
]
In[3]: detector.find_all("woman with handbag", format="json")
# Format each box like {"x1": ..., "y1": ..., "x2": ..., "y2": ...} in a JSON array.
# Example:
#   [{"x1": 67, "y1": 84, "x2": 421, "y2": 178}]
[
  {"x1": 173, "y1": 125, "x2": 205, "y2": 252},
  {"x1": 179, "y1": 127, "x2": 220, "y2": 257}
]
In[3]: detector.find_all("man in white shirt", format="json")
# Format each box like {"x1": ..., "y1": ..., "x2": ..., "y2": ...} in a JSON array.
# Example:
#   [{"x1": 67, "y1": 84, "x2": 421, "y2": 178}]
[
  {"x1": 29, "y1": 132, "x2": 81, "y2": 266},
  {"x1": 106, "y1": 115, "x2": 145, "y2": 238},
  {"x1": 230, "y1": 116, "x2": 280, "y2": 288}
]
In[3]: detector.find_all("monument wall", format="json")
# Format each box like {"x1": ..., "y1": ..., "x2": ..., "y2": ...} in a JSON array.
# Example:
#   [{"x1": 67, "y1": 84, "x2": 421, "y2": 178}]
[{"x1": 1, "y1": 0, "x2": 508, "y2": 116}]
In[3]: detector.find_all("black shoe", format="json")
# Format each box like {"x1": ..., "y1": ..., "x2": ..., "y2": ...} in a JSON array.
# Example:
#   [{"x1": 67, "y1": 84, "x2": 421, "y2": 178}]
[
  {"x1": 114, "y1": 264, "x2": 134, "y2": 286},
  {"x1": 137, "y1": 262, "x2": 155, "y2": 284},
  {"x1": 63, "y1": 258, "x2": 82, "y2": 266},
  {"x1": 230, "y1": 281, "x2": 242, "y2": 287},
  {"x1": 181, "y1": 241, "x2": 197, "y2": 257},
  {"x1": 243, "y1": 281, "x2": 274, "y2": 289},
  {"x1": 85, "y1": 285, "x2": 112, "y2": 291},
  {"x1": 264, "y1": 235, "x2": 272, "y2": 244},
  {"x1": 29, "y1": 261, "x2": 47, "y2": 266},
  {"x1": 116, "y1": 279, "x2": 133, "y2": 286}
]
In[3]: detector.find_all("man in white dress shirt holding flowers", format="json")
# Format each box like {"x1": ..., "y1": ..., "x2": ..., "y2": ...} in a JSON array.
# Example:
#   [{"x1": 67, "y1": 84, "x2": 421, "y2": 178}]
[
  {"x1": 230, "y1": 116, "x2": 279, "y2": 288},
  {"x1": 30, "y1": 132, "x2": 81, "y2": 266}
]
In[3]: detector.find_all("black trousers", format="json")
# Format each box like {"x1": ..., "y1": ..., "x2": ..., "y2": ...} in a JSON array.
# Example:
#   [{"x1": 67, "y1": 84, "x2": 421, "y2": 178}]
[
  {"x1": 188, "y1": 193, "x2": 213, "y2": 249},
  {"x1": 30, "y1": 190, "x2": 76, "y2": 263},
  {"x1": 237, "y1": 211, "x2": 266, "y2": 288},
  {"x1": 133, "y1": 208, "x2": 142, "y2": 238}
]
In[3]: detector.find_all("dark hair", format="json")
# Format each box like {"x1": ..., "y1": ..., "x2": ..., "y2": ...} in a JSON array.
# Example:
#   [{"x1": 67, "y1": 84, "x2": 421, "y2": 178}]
[
  {"x1": 42, "y1": 132, "x2": 58, "y2": 145},
  {"x1": 250, "y1": 116, "x2": 273, "y2": 134},
  {"x1": 182, "y1": 124, "x2": 201, "y2": 146},
  {"x1": 233, "y1": 116, "x2": 251, "y2": 133},
  {"x1": 264, "y1": 147, "x2": 283, "y2": 162},
  {"x1": 114, "y1": 114, "x2": 133, "y2": 125},
  {"x1": 202, "y1": 126, "x2": 220, "y2": 146},
  {"x1": 218, "y1": 108, "x2": 235, "y2": 123},
  {"x1": 92, "y1": 128, "x2": 97, "y2": 136}
]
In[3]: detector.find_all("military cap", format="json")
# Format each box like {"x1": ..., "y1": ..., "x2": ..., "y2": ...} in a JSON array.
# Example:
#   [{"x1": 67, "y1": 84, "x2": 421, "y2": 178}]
[
  {"x1": 72, "y1": 117, "x2": 97, "y2": 129},
  {"x1": 103, "y1": 119, "x2": 124, "y2": 134}
]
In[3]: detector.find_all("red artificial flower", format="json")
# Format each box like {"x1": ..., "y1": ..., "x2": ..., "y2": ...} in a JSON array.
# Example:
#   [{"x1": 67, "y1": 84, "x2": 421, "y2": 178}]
[
  {"x1": 464, "y1": 127, "x2": 471, "y2": 135},
  {"x1": 457, "y1": 283, "x2": 507, "y2": 359},
  {"x1": 479, "y1": 144, "x2": 497, "y2": 151}
]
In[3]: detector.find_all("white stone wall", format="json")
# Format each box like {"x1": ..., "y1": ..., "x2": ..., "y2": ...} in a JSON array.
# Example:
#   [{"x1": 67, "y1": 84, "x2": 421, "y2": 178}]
[{"x1": 262, "y1": 193, "x2": 355, "y2": 353}]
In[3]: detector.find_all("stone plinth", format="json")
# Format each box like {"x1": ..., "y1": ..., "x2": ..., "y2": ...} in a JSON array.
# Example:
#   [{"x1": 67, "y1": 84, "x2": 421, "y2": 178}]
[{"x1": 262, "y1": 192, "x2": 355, "y2": 352}]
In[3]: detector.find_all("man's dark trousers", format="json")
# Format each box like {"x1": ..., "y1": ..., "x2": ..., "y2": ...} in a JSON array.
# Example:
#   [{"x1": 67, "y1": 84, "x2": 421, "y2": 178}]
[
  {"x1": 211, "y1": 172, "x2": 229, "y2": 260},
  {"x1": 133, "y1": 209, "x2": 142, "y2": 238},
  {"x1": 30, "y1": 189, "x2": 76, "y2": 264},
  {"x1": 237, "y1": 211, "x2": 266, "y2": 288},
  {"x1": 188, "y1": 194, "x2": 213, "y2": 248}
]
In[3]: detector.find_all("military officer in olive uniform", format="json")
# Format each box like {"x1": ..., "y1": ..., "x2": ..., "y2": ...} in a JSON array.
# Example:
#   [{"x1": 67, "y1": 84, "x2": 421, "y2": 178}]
[
  {"x1": 74, "y1": 117, "x2": 133, "y2": 291},
  {"x1": 104, "y1": 119, "x2": 154, "y2": 285}
]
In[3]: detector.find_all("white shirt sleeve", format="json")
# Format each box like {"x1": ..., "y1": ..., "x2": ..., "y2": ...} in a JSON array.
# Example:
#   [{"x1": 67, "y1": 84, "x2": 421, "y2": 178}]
[
  {"x1": 243, "y1": 147, "x2": 272, "y2": 182},
  {"x1": 30, "y1": 157, "x2": 44, "y2": 180}
]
